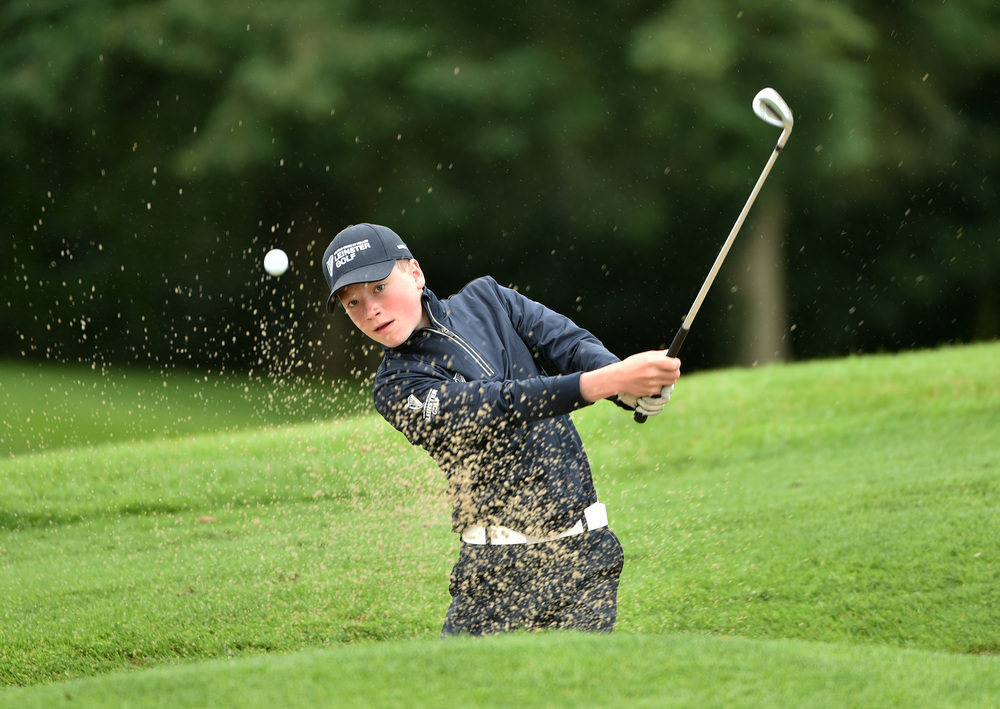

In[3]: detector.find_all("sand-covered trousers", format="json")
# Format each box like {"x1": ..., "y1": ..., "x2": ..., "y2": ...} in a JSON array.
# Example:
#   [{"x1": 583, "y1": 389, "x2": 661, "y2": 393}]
[{"x1": 441, "y1": 527, "x2": 624, "y2": 637}]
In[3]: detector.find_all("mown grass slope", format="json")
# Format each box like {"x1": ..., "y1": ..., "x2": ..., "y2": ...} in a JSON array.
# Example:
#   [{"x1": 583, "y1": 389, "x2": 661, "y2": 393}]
[{"x1": 1, "y1": 343, "x2": 998, "y2": 707}]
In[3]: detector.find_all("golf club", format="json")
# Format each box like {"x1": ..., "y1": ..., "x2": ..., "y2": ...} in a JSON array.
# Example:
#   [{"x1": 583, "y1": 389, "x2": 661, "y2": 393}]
[{"x1": 635, "y1": 88, "x2": 793, "y2": 423}]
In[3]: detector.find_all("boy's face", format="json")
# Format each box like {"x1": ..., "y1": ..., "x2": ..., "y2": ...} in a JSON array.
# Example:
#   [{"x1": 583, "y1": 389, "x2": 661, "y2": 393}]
[{"x1": 336, "y1": 259, "x2": 430, "y2": 348}]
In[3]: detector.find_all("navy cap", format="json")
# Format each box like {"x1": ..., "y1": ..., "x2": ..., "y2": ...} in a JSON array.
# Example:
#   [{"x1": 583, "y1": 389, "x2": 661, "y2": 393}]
[{"x1": 322, "y1": 224, "x2": 413, "y2": 312}]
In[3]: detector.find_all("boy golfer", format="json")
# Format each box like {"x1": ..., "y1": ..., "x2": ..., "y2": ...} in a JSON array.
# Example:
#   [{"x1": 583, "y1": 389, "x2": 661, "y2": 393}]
[{"x1": 322, "y1": 223, "x2": 680, "y2": 636}]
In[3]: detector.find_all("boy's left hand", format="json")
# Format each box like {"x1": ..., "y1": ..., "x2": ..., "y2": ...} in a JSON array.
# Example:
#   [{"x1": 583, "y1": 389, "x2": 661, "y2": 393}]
[{"x1": 618, "y1": 385, "x2": 673, "y2": 417}]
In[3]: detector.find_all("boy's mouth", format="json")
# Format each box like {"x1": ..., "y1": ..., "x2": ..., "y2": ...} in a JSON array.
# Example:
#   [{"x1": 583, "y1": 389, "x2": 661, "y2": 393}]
[{"x1": 374, "y1": 321, "x2": 393, "y2": 335}]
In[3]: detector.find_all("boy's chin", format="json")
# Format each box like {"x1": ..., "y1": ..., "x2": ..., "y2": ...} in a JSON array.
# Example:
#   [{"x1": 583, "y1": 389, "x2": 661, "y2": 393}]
[{"x1": 374, "y1": 329, "x2": 412, "y2": 348}]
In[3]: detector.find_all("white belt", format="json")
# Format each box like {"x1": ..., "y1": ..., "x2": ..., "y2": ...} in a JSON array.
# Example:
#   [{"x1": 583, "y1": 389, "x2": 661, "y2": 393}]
[{"x1": 461, "y1": 502, "x2": 608, "y2": 546}]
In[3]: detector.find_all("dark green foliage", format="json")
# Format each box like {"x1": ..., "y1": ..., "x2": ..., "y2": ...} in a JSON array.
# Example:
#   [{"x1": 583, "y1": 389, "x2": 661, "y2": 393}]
[{"x1": 2, "y1": 1, "x2": 998, "y2": 374}]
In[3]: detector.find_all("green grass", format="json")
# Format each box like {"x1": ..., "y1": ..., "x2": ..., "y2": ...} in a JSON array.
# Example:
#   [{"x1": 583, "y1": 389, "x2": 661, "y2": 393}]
[
  {"x1": 0, "y1": 361, "x2": 370, "y2": 457},
  {"x1": 3, "y1": 633, "x2": 999, "y2": 709},
  {"x1": 1, "y1": 343, "x2": 998, "y2": 707}
]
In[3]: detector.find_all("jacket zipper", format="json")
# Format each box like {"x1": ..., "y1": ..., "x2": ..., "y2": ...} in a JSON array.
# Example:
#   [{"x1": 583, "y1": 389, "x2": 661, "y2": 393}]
[{"x1": 425, "y1": 310, "x2": 496, "y2": 377}]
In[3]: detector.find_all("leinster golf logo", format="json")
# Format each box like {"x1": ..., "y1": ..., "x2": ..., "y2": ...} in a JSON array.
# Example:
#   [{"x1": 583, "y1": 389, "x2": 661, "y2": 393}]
[
  {"x1": 332, "y1": 239, "x2": 371, "y2": 271},
  {"x1": 406, "y1": 389, "x2": 440, "y2": 421}
]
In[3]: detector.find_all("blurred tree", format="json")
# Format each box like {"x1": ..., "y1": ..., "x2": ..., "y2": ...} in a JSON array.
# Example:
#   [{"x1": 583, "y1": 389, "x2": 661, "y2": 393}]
[{"x1": 628, "y1": 0, "x2": 1000, "y2": 363}]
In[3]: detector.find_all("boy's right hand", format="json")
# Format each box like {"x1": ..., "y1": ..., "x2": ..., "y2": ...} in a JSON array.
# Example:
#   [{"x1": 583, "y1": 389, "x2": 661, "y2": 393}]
[
  {"x1": 617, "y1": 351, "x2": 682, "y2": 397},
  {"x1": 580, "y1": 351, "x2": 681, "y2": 404}
]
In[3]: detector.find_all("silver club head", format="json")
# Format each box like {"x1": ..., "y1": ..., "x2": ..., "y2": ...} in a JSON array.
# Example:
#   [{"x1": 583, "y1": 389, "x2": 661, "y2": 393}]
[{"x1": 753, "y1": 88, "x2": 793, "y2": 148}]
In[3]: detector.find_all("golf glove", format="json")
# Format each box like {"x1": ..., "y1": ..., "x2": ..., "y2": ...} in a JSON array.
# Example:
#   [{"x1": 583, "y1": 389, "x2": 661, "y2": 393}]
[{"x1": 618, "y1": 385, "x2": 673, "y2": 418}]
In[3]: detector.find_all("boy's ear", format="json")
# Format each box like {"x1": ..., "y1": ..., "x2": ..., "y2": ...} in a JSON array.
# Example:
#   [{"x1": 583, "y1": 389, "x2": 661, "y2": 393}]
[{"x1": 409, "y1": 259, "x2": 426, "y2": 289}]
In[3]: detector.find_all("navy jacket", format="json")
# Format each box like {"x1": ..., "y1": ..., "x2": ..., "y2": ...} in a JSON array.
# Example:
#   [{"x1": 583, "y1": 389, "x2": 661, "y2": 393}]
[{"x1": 373, "y1": 277, "x2": 621, "y2": 537}]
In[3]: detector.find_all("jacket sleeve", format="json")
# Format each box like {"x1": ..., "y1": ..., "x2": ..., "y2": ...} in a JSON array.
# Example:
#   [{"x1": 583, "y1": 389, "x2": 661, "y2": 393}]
[
  {"x1": 489, "y1": 278, "x2": 621, "y2": 376},
  {"x1": 373, "y1": 355, "x2": 589, "y2": 453}
]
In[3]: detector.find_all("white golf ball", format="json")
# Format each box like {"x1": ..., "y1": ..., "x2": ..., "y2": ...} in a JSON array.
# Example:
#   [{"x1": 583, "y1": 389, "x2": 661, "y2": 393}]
[{"x1": 264, "y1": 248, "x2": 289, "y2": 276}]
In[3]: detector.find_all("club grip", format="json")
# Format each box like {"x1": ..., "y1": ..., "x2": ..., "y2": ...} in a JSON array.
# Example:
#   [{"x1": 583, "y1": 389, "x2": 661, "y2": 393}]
[{"x1": 633, "y1": 326, "x2": 688, "y2": 424}]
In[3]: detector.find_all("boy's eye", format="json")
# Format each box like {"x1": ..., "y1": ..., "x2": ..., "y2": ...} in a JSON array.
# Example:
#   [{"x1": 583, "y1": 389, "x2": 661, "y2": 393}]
[{"x1": 374, "y1": 283, "x2": 386, "y2": 293}]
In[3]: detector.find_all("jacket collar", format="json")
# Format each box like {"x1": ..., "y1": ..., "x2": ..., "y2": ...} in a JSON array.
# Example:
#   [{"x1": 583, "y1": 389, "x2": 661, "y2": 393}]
[{"x1": 421, "y1": 286, "x2": 446, "y2": 323}]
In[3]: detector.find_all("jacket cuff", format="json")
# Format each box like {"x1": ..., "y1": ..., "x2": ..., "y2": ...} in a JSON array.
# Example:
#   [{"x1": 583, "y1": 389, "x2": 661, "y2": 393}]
[{"x1": 555, "y1": 371, "x2": 590, "y2": 413}]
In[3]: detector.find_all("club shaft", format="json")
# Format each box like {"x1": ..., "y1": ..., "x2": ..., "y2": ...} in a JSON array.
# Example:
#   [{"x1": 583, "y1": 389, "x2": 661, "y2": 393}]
[
  {"x1": 634, "y1": 134, "x2": 787, "y2": 424},
  {"x1": 666, "y1": 326, "x2": 688, "y2": 358},
  {"x1": 680, "y1": 142, "x2": 783, "y2": 333}
]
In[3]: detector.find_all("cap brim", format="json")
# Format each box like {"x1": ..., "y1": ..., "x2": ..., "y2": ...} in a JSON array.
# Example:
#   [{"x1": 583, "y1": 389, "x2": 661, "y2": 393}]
[{"x1": 325, "y1": 259, "x2": 396, "y2": 313}]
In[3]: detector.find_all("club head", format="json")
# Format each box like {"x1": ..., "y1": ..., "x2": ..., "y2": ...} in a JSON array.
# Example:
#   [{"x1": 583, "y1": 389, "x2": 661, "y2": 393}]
[{"x1": 753, "y1": 88, "x2": 793, "y2": 148}]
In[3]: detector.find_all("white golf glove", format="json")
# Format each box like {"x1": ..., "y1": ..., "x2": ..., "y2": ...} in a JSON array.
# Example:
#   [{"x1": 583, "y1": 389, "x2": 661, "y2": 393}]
[{"x1": 618, "y1": 385, "x2": 674, "y2": 418}]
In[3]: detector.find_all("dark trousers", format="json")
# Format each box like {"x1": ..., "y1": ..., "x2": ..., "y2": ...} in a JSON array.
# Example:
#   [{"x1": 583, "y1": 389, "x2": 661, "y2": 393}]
[{"x1": 441, "y1": 527, "x2": 624, "y2": 637}]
